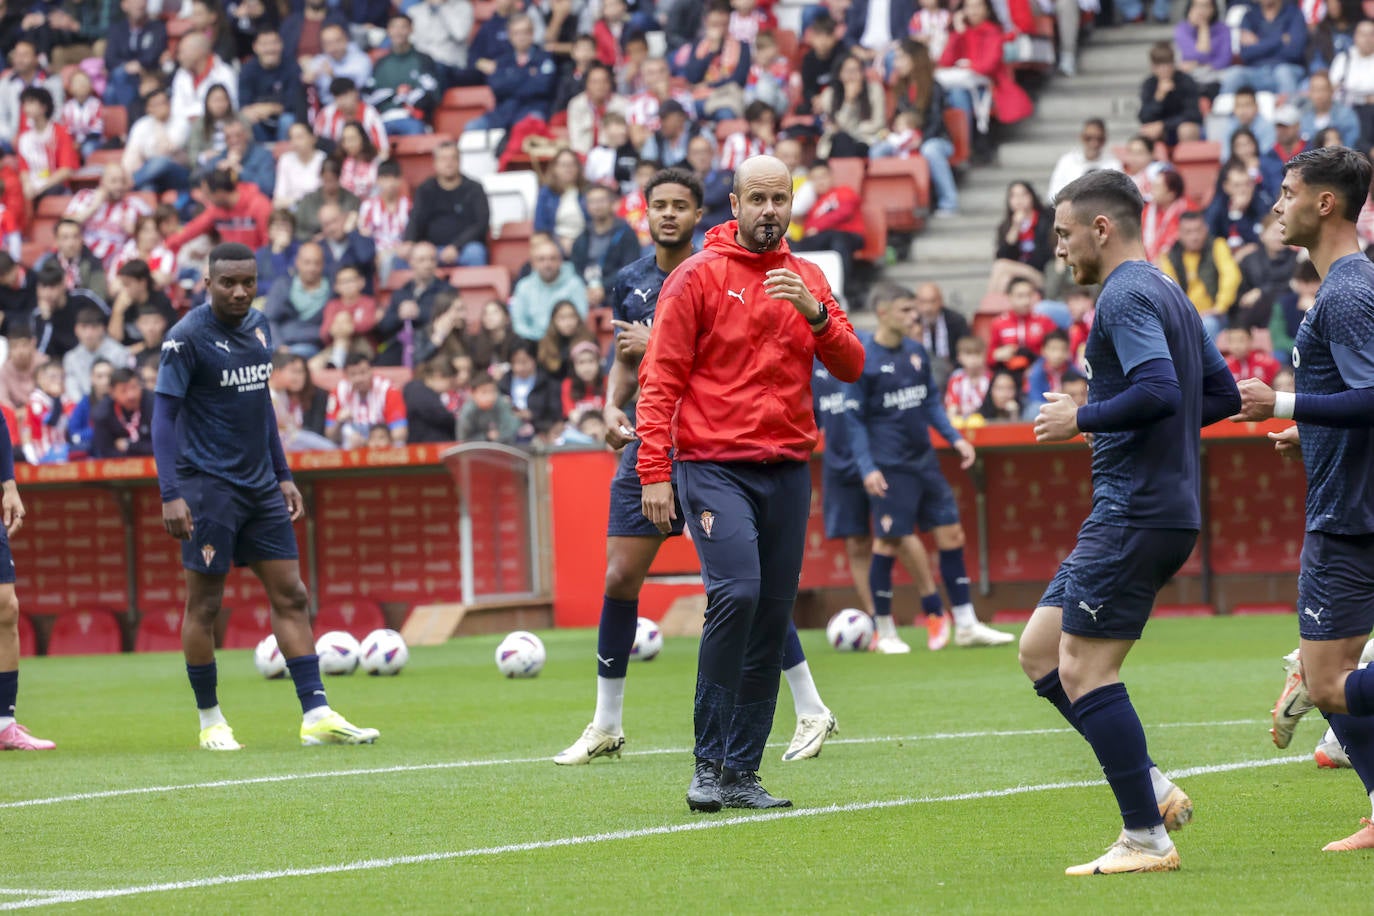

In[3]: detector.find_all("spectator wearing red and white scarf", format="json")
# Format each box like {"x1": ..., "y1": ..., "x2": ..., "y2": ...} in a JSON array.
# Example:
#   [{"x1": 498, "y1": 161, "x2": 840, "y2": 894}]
[
  {"x1": 58, "y1": 70, "x2": 103, "y2": 160},
  {"x1": 65, "y1": 166, "x2": 153, "y2": 268},
  {"x1": 325, "y1": 352, "x2": 408, "y2": 449},
  {"x1": 312, "y1": 78, "x2": 390, "y2": 160},
  {"x1": 24, "y1": 363, "x2": 73, "y2": 464},
  {"x1": 944, "y1": 335, "x2": 991, "y2": 424}
]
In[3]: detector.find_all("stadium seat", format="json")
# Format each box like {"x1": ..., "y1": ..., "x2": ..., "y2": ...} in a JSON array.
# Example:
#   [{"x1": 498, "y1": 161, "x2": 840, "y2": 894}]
[
  {"x1": 775, "y1": 28, "x2": 801, "y2": 68},
  {"x1": 794, "y1": 250, "x2": 847, "y2": 310},
  {"x1": 1171, "y1": 140, "x2": 1222, "y2": 209},
  {"x1": 863, "y1": 155, "x2": 931, "y2": 233},
  {"x1": 314, "y1": 600, "x2": 386, "y2": 639},
  {"x1": 312, "y1": 367, "x2": 341, "y2": 392},
  {"x1": 383, "y1": 268, "x2": 413, "y2": 292},
  {"x1": 944, "y1": 107, "x2": 971, "y2": 168},
  {"x1": 481, "y1": 171, "x2": 539, "y2": 230},
  {"x1": 973, "y1": 293, "x2": 1010, "y2": 342},
  {"x1": 223, "y1": 605, "x2": 273, "y2": 649},
  {"x1": 135, "y1": 607, "x2": 184, "y2": 653},
  {"x1": 47, "y1": 610, "x2": 122, "y2": 656},
  {"x1": 827, "y1": 157, "x2": 866, "y2": 196},
  {"x1": 856, "y1": 203, "x2": 888, "y2": 264},
  {"x1": 489, "y1": 219, "x2": 533, "y2": 282},
  {"x1": 101, "y1": 105, "x2": 128, "y2": 143},
  {"x1": 18, "y1": 611, "x2": 33, "y2": 657},
  {"x1": 435, "y1": 87, "x2": 495, "y2": 138},
  {"x1": 374, "y1": 366, "x2": 413, "y2": 388},
  {"x1": 456, "y1": 128, "x2": 502, "y2": 182},
  {"x1": 36, "y1": 194, "x2": 68, "y2": 218},
  {"x1": 452, "y1": 266, "x2": 513, "y2": 327},
  {"x1": 28, "y1": 217, "x2": 58, "y2": 251}
]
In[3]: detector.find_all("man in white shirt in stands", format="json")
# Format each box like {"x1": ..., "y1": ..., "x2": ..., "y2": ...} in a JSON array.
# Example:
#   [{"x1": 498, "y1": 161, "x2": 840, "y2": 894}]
[
  {"x1": 168, "y1": 33, "x2": 237, "y2": 132},
  {"x1": 1048, "y1": 118, "x2": 1123, "y2": 202},
  {"x1": 1333, "y1": 20, "x2": 1374, "y2": 148}
]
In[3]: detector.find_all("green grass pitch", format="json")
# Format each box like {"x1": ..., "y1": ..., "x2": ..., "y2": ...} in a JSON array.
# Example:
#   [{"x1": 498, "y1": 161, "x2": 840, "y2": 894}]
[{"x1": 1, "y1": 613, "x2": 1370, "y2": 913}]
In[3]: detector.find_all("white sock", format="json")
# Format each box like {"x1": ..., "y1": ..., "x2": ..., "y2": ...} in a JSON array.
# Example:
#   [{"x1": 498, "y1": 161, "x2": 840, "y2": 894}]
[
  {"x1": 1123, "y1": 823, "x2": 1173, "y2": 853},
  {"x1": 1149, "y1": 766, "x2": 1175, "y2": 803},
  {"x1": 0, "y1": 715, "x2": 14, "y2": 731},
  {"x1": 198, "y1": 706, "x2": 227, "y2": 730},
  {"x1": 783, "y1": 661, "x2": 828, "y2": 718},
  {"x1": 302, "y1": 705, "x2": 333, "y2": 727},
  {"x1": 592, "y1": 676, "x2": 626, "y2": 734},
  {"x1": 1367, "y1": 789, "x2": 1374, "y2": 821},
  {"x1": 951, "y1": 603, "x2": 978, "y2": 629},
  {"x1": 876, "y1": 614, "x2": 897, "y2": 638}
]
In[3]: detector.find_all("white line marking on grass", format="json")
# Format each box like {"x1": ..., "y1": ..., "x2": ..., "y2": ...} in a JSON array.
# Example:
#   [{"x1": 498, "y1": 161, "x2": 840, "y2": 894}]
[
  {"x1": 0, "y1": 753, "x2": 1310, "y2": 911},
  {"x1": 0, "y1": 718, "x2": 1266, "y2": 812}
]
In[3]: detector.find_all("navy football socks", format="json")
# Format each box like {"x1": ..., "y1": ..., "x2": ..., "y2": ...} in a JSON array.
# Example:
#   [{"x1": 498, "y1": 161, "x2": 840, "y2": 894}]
[
  {"x1": 1344, "y1": 667, "x2": 1374, "y2": 718},
  {"x1": 781, "y1": 622, "x2": 805, "y2": 670},
  {"x1": 1072, "y1": 683, "x2": 1163, "y2": 830},
  {"x1": 597, "y1": 596, "x2": 639, "y2": 678},
  {"x1": 920, "y1": 592, "x2": 943, "y2": 619},
  {"x1": 1032, "y1": 668, "x2": 1085, "y2": 736},
  {"x1": 938, "y1": 548, "x2": 972, "y2": 608},
  {"x1": 1325, "y1": 710, "x2": 1374, "y2": 795},
  {"x1": 0, "y1": 669, "x2": 16, "y2": 717},
  {"x1": 285, "y1": 654, "x2": 329, "y2": 713},
  {"x1": 186, "y1": 662, "x2": 218, "y2": 710},
  {"x1": 869, "y1": 553, "x2": 895, "y2": 618}
]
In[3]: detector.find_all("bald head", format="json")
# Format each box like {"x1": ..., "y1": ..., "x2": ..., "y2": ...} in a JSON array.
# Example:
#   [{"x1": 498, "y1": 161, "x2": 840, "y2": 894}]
[
  {"x1": 730, "y1": 156, "x2": 793, "y2": 252},
  {"x1": 178, "y1": 31, "x2": 209, "y2": 68}
]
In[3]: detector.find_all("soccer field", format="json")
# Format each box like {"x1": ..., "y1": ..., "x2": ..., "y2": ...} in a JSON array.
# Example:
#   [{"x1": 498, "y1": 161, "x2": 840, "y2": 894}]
[{"x1": 1, "y1": 613, "x2": 1368, "y2": 913}]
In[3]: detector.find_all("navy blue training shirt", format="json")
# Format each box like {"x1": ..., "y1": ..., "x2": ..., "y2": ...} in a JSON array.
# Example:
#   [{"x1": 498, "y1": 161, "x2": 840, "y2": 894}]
[
  {"x1": 1295, "y1": 252, "x2": 1374, "y2": 535},
  {"x1": 843, "y1": 332, "x2": 962, "y2": 478},
  {"x1": 1083, "y1": 260, "x2": 1223, "y2": 530},
  {"x1": 812, "y1": 358, "x2": 861, "y2": 480},
  {"x1": 155, "y1": 305, "x2": 278, "y2": 492},
  {"x1": 608, "y1": 253, "x2": 670, "y2": 329}
]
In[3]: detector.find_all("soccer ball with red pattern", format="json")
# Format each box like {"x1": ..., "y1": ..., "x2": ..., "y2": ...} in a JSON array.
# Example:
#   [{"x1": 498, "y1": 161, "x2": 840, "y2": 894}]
[
  {"x1": 359, "y1": 628, "x2": 409, "y2": 676},
  {"x1": 496, "y1": 631, "x2": 546, "y2": 678}
]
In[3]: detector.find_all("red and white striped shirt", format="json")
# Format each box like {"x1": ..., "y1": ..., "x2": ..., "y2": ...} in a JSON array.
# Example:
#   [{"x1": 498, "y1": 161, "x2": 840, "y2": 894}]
[
  {"x1": 25, "y1": 388, "x2": 72, "y2": 463},
  {"x1": 728, "y1": 10, "x2": 766, "y2": 44},
  {"x1": 944, "y1": 368, "x2": 990, "y2": 420},
  {"x1": 66, "y1": 191, "x2": 152, "y2": 266},
  {"x1": 59, "y1": 96, "x2": 103, "y2": 146},
  {"x1": 339, "y1": 157, "x2": 379, "y2": 200},
  {"x1": 326, "y1": 375, "x2": 407, "y2": 442},
  {"x1": 107, "y1": 239, "x2": 176, "y2": 288},
  {"x1": 625, "y1": 89, "x2": 697, "y2": 132},
  {"x1": 358, "y1": 194, "x2": 412, "y2": 250},
  {"x1": 16, "y1": 122, "x2": 80, "y2": 181},
  {"x1": 312, "y1": 102, "x2": 390, "y2": 160},
  {"x1": 716, "y1": 132, "x2": 771, "y2": 171}
]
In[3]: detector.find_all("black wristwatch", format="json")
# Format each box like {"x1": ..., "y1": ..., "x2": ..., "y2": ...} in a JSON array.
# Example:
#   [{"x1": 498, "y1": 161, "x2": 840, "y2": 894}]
[{"x1": 809, "y1": 301, "x2": 829, "y2": 329}]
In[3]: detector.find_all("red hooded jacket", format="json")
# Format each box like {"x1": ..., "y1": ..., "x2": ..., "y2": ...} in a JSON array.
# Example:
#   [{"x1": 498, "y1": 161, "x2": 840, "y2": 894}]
[{"x1": 635, "y1": 221, "x2": 865, "y2": 485}]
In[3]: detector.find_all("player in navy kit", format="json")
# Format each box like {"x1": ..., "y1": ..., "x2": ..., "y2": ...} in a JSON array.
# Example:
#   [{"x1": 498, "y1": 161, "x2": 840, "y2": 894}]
[
  {"x1": 1231, "y1": 147, "x2": 1374, "y2": 851},
  {"x1": 813, "y1": 357, "x2": 948, "y2": 649},
  {"x1": 555, "y1": 168, "x2": 838, "y2": 766},
  {"x1": 839, "y1": 283, "x2": 1014, "y2": 654},
  {"x1": 153, "y1": 243, "x2": 378, "y2": 751},
  {"x1": 1025, "y1": 170, "x2": 1240, "y2": 875}
]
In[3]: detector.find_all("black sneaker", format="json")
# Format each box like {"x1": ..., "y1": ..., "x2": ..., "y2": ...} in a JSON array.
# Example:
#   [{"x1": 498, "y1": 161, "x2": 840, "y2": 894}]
[
  {"x1": 686, "y1": 758, "x2": 723, "y2": 812},
  {"x1": 721, "y1": 768, "x2": 792, "y2": 809}
]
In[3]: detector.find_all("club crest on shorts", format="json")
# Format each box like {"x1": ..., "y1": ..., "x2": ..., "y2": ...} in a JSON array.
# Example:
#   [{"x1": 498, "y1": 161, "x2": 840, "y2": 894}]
[
  {"x1": 255, "y1": 327, "x2": 268, "y2": 348},
  {"x1": 201, "y1": 544, "x2": 216, "y2": 567},
  {"x1": 699, "y1": 511, "x2": 715, "y2": 538},
  {"x1": 880, "y1": 514, "x2": 893, "y2": 533},
  {"x1": 910, "y1": 354, "x2": 922, "y2": 372}
]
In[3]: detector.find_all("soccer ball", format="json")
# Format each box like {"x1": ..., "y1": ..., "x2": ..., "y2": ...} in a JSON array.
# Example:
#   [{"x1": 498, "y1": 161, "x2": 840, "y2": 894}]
[
  {"x1": 254, "y1": 634, "x2": 285, "y2": 679},
  {"x1": 315, "y1": 631, "x2": 361, "y2": 675},
  {"x1": 826, "y1": 609, "x2": 874, "y2": 651},
  {"x1": 359, "y1": 628, "x2": 409, "y2": 676},
  {"x1": 495, "y1": 631, "x2": 546, "y2": 678},
  {"x1": 630, "y1": 616, "x2": 663, "y2": 661}
]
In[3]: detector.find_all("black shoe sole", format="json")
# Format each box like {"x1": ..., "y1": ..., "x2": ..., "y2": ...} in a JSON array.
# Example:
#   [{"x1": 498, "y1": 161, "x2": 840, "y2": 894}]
[
  {"x1": 722, "y1": 796, "x2": 793, "y2": 809},
  {"x1": 687, "y1": 795, "x2": 723, "y2": 813}
]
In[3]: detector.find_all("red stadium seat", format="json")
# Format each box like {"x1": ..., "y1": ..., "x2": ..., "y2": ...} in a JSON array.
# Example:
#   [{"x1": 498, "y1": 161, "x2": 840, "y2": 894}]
[
  {"x1": 312, "y1": 367, "x2": 342, "y2": 392},
  {"x1": 827, "y1": 157, "x2": 866, "y2": 195},
  {"x1": 36, "y1": 194, "x2": 68, "y2": 218},
  {"x1": 863, "y1": 155, "x2": 930, "y2": 233},
  {"x1": 451, "y1": 266, "x2": 513, "y2": 329},
  {"x1": 383, "y1": 268, "x2": 413, "y2": 292},
  {"x1": 776, "y1": 28, "x2": 801, "y2": 68},
  {"x1": 314, "y1": 600, "x2": 386, "y2": 639},
  {"x1": 1171, "y1": 140, "x2": 1222, "y2": 209},
  {"x1": 856, "y1": 203, "x2": 887, "y2": 264},
  {"x1": 28, "y1": 217, "x2": 58, "y2": 250},
  {"x1": 223, "y1": 605, "x2": 273, "y2": 649},
  {"x1": 47, "y1": 610, "x2": 122, "y2": 656},
  {"x1": 434, "y1": 87, "x2": 495, "y2": 138},
  {"x1": 972, "y1": 293, "x2": 1009, "y2": 342},
  {"x1": 135, "y1": 607, "x2": 184, "y2": 653},
  {"x1": 18, "y1": 611, "x2": 34, "y2": 657},
  {"x1": 488, "y1": 219, "x2": 533, "y2": 282},
  {"x1": 393, "y1": 133, "x2": 456, "y2": 190},
  {"x1": 944, "y1": 107, "x2": 970, "y2": 168},
  {"x1": 101, "y1": 105, "x2": 128, "y2": 143}
]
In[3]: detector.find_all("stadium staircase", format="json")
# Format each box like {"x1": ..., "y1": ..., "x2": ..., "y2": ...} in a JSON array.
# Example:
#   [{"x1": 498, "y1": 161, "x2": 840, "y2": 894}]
[{"x1": 889, "y1": 24, "x2": 1174, "y2": 319}]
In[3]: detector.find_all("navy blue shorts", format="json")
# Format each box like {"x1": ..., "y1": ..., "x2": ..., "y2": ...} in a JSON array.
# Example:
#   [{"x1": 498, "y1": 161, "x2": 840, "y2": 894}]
[
  {"x1": 1042, "y1": 520, "x2": 1197, "y2": 641},
  {"x1": 0, "y1": 526, "x2": 15, "y2": 585},
  {"x1": 607, "y1": 439, "x2": 684, "y2": 539},
  {"x1": 869, "y1": 453, "x2": 960, "y2": 538},
  {"x1": 179, "y1": 475, "x2": 298, "y2": 575},
  {"x1": 822, "y1": 472, "x2": 870, "y2": 540},
  {"x1": 1297, "y1": 531, "x2": 1374, "y2": 641}
]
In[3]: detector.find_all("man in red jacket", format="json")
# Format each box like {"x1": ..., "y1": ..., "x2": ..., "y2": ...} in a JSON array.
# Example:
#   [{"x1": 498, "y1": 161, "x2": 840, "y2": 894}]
[
  {"x1": 791, "y1": 161, "x2": 866, "y2": 288},
  {"x1": 164, "y1": 169, "x2": 273, "y2": 254},
  {"x1": 637, "y1": 155, "x2": 864, "y2": 812}
]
